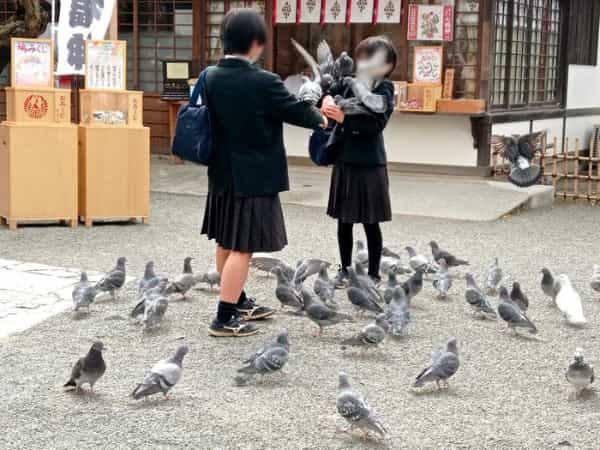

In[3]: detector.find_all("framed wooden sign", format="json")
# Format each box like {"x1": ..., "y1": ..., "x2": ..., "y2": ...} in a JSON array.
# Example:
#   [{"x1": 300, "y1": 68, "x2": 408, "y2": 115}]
[
  {"x1": 413, "y1": 46, "x2": 444, "y2": 84},
  {"x1": 11, "y1": 38, "x2": 54, "y2": 88},
  {"x1": 407, "y1": 4, "x2": 454, "y2": 41},
  {"x1": 443, "y1": 68, "x2": 455, "y2": 98},
  {"x1": 85, "y1": 40, "x2": 127, "y2": 90}
]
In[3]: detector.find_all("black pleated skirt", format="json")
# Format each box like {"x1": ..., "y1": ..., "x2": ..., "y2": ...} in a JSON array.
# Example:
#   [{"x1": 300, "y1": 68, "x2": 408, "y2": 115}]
[
  {"x1": 327, "y1": 164, "x2": 392, "y2": 224},
  {"x1": 201, "y1": 189, "x2": 288, "y2": 253}
]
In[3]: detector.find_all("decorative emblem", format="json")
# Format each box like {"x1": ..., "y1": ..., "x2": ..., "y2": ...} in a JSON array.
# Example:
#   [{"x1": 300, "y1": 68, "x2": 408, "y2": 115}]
[
  {"x1": 306, "y1": 0, "x2": 317, "y2": 13},
  {"x1": 281, "y1": 1, "x2": 293, "y2": 19},
  {"x1": 357, "y1": 0, "x2": 368, "y2": 12},
  {"x1": 23, "y1": 94, "x2": 48, "y2": 119},
  {"x1": 330, "y1": 0, "x2": 341, "y2": 18},
  {"x1": 384, "y1": 0, "x2": 395, "y2": 19}
]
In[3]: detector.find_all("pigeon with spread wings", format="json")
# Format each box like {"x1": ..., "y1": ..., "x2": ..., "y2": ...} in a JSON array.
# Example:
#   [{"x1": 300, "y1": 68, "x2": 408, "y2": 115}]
[{"x1": 492, "y1": 131, "x2": 545, "y2": 187}]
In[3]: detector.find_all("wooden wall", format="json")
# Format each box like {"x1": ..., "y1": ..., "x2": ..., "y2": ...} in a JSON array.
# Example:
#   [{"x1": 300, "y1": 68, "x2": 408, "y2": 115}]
[{"x1": 143, "y1": 94, "x2": 170, "y2": 154}]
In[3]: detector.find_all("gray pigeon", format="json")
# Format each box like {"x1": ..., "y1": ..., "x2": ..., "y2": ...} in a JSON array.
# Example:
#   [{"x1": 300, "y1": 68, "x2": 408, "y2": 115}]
[
  {"x1": 510, "y1": 281, "x2": 529, "y2": 311},
  {"x1": 353, "y1": 262, "x2": 384, "y2": 303},
  {"x1": 380, "y1": 247, "x2": 410, "y2": 276},
  {"x1": 347, "y1": 267, "x2": 384, "y2": 315},
  {"x1": 405, "y1": 246, "x2": 436, "y2": 274},
  {"x1": 64, "y1": 341, "x2": 106, "y2": 393},
  {"x1": 291, "y1": 39, "x2": 324, "y2": 105},
  {"x1": 541, "y1": 267, "x2": 560, "y2": 304},
  {"x1": 484, "y1": 258, "x2": 503, "y2": 295},
  {"x1": 95, "y1": 256, "x2": 127, "y2": 299},
  {"x1": 336, "y1": 371, "x2": 387, "y2": 439},
  {"x1": 165, "y1": 257, "x2": 196, "y2": 299},
  {"x1": 293, "y1": 258, "x2": 332, "y2": 287},
  {"x1": 300, "y1": 289, "x2": 353, "y2": 335},
  {"x1": 131, "y1": 278, "x2": 169, "y2": 321},
  {"x1": 566, "y1": 347, "x2": 595, "y2": 399},
  {"x1": 72, "y1": 272, "x2": 97, "y2": 312},
  {"x1": 143, "y1": 295, "x2": 169, "y2": 330},
  {"x1": 138, "y1": 261, "x2": 158, "y2": 298},
  {"x1": 313, "y1": 263, "x2": 337, "y2": 308},
  {"x1": 272, "y1": 267, "x2": 304, "y2": 312},
  {"x1": 401, "y1": 269, "x2": 424, "y2": 302},
  {"x1": 341, "y1": 314, "x2": 389, "y2": 350},
  {"x1": 498, "y1": 286, "x2": 537, "y2": 335},
  {"x1": 432, "y1": 258, "x2": 452, "y2": 300},
  {"x1": 235, "y1": 330, "x2": 290, "y2": 385},
  {"x1": 131, "y1": 345, "x2": 188, "y2": 400},
  {"x1": 383, "y1": 272, "x2": 399, "y2": 304},
  {"x1": 354, "y1": 240, "x2": 369, "y2": 269},
  {"x1": 413, "y1": 337, "x2": 460, "y2": 390},
  {"x1": 197, "y1": 269, "x2": 221, "y2": 291},
  {"x1": 429, "y1": 241, "x2": 469, "y2": 267},
  {"x1": 591, "y1": 265, "x2": 600, "y2": 293},
  {"x1": 251, "y1": 256, "x2": 295, "y2": 282},
  {"x1": 465, "y1": 273, "x2": 496, "y2": 319},
  {"x1": 385, "y1": 287, "x2": 410, "y2": 336}
]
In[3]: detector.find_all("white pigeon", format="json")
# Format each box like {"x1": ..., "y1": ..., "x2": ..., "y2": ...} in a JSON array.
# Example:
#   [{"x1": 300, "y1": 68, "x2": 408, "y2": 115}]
[
  {"x1": 555, "y1": 274, "x2": 586, "y2": 327},
  {"x1": 131, "y1": 345, "x2": 188, "y2": 400}
]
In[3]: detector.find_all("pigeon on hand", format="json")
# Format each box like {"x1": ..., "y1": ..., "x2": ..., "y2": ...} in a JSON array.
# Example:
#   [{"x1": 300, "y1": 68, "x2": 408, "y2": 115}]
[
  {"x1": 465, "y1": 273, "x2": 496, "y2": 319},
  {"x1": 498, "y1": 286, "x2": 537, "y2": 335},
  {"x1": 413, "y1": 337, "x2": 460, "y2": 390},
  {"x1": 272, "y1": 267, "x2": 304, "y2": 312},
  {"x1": 385, "y1": 287, "x2": 410, "y2": 336},
  {"x1": 541, "y1": 267, "x2": 560, "y2": 305},
  {"x1": 142, "y1": 295, "x2": 169, "y2": 331},
  {"x1": 300, "y1": 288, "x2": 353, "y2": 336},
  {"x1": 72, "y1": 272, "x2": 98, "y2": 313},
  {"x1": 291, "y1": 39, "x2": 324, "y2": 105},
  {"x1": 334, "y1": 52, "x2": 355, "y2": 83},
  {"x1": 346, "y1": 267, "x2": 384, "y2": 315},
  {"x1": 197, "y1": 269, "x2": 221, "y2": 291},
  {"x1": 131, "y1": 278, "x2": 169, "y2": 321},
  {"x1": 510, "y1": 282, "x2": 530, "y2": 312},
  {"x1": 354, "y1": 240, "x2": 369, "y2": 269},
  {"x1": 138, "y1": 261, "x2": 159, "y2": 298},
  {"x1": 405, "y1": 246, "x2": 436, "y2": 274},
  {"x1": 95, "y1": 257, "x2": 127, "y2": 299},
  {"x1": 432, "y1": 259, "x2": 452, "y2": 300},
  {"x1": 382, "y1": 272, "x2": 399, "y2": 304},
  {"x1": 591, "y1": 265, "x2": 600, "y2": 293},
  {"x1": 555, "y1": 274, "x2": 586, "y2": 327},
  {"x1": 235, "y1": 330, "x2": 290, "y2": 385},
  {"x1": 566, "y1": 347, "x2": 595, "y2": 399},
  {"x1": 496, "y1": 133, "x2": 544, "y2": 187},
  {"x1": 336, "y1": 371, "x2": 387, "y2": 439},
  {"x1": 484, "y1": 258, "x2": 503, "y2": 295},
  {"x1": 313, "y1": 263, "x2": 337, "y2": 309},
  {"x1": 341, "y1": 314, "x2": 389, "y2": 350},
  {"x1": 131, "y1": 345, "x2": 188, "y2": 400},
  {"x1": 64, "y1": 341, "x2": 106, "y2": 393},
  {"x1": 401, "y1": 269, "x2": 424, "y2": 302},
  {"x1": 429, "y1": 241, "x2": 469, "y2": 267},
  {"x1": 165, "y1": 257, "x2": 197, "y2": 299}
]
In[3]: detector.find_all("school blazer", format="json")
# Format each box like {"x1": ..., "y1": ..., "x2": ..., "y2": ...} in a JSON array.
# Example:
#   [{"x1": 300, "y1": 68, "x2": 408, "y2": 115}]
[
  {"x1": 332, "y1": 79, "x2": 395, "y2": 167},
  {"x1": 204, "y1": 58, "x2": 324, "y2": 197}
]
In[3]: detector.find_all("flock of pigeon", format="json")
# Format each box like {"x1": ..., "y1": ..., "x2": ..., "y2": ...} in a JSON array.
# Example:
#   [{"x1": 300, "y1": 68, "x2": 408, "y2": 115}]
[{"x1": 62, "y1": 242, "x2": 600, "y2": 441}]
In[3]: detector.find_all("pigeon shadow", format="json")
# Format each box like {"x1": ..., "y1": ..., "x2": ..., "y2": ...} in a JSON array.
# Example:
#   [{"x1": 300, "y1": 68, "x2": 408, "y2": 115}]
[
  {"x1": 71, "y1": 311, "x2": 92, "y2": 321},
  {"x1": 334, "y1": 430, "x2": 390, "y2": 448},
  {"x1": 341, "y1": 349, "x2": 389, "y2": 362},
  {"x1": 409, "y1": 386, "x2": 461, "y2": 398},
  {"x1": 128, "y1": 397, "x2": 183, "y2": 409}
]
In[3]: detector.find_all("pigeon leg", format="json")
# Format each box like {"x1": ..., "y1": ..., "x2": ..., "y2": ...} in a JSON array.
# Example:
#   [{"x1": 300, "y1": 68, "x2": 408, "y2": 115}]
[
  {"x1": 436, "y1": 380, "x2": 441, "y2": 390},
  {"x1": 164, "y1": 393, "x2": 171, "y2": 401}
]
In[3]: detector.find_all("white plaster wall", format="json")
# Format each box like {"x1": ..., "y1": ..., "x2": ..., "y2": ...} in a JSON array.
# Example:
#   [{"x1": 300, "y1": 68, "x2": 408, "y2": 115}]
[{"x1": 285, "y1": 113, "x2": 477, "y2": 167}]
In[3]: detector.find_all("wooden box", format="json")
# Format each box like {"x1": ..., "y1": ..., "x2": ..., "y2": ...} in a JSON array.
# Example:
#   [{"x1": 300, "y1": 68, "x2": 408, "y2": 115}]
[
  {"x1": 398, "y1": 84, "x2": 443, "y2": 113},
  {"x1": 0, "y1": 122, "x2": 78, "y2": 229},
  {"x1": 4, "y1": 87, "x2": 71, "y2": 123},
  {"x1": 78, "y1": 125, "x2": 150, "y2": 226},
  {"x1": 79, "y1": 90, "x2": 144, "y2": 127},
  {"x1": 436, "y1": 98, "x2": 486, "y2": 114}
]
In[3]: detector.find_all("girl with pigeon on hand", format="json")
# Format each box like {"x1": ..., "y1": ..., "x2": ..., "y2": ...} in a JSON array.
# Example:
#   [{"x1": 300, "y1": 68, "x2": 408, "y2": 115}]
[
  {"x1": 202, "y1": 9, "x2": 328, "y2": 337},
  {"x1": 321, "y1": 36, "x2": 397, "y2": 287}
]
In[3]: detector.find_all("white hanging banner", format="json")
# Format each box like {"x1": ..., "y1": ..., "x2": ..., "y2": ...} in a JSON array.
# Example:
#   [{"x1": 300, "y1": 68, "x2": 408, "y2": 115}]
[
  {"x1": 55, "y1": 0, "x2": 117, "y2": 75},
  {"x1": 322, "y1": 0, "x2": 348, "y2": 24},
  {"x1": 298, "y1": 0, "x2": 322, "y2": 23},
  {"x1": 274, "y1": 0, "x2": 298, "y2": 24},
  {"x1": 374, "y1": 0, "x2": 401, "y2": 24},
  {"x1": 347, "y1": 0, "x2": 374, "y2": 24}
]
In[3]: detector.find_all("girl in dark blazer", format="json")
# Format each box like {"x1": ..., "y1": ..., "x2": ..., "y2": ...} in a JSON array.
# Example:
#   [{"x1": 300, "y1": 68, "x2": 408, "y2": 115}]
[
  {"x1": 321, "y1": 36, "x2": 397, "y2": 287},
  {"x1": 202, "y1": 9, "x2": 327, "y2": 337}
]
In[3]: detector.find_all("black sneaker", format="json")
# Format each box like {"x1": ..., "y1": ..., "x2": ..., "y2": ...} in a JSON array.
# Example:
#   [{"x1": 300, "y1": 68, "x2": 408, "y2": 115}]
[
  {"x1": 208, "y1": 315, "x2": 259, "y2": 337},
  {"x1": 333, "y1": 267, "x2": 349, "y2": 289},
  {"x1": 237, "y1": 297, "x2": 275, "y2": 321}
]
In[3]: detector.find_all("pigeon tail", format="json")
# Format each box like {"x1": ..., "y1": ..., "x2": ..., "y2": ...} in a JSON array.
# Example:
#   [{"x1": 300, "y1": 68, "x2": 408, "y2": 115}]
[
  {"x1": 63, "y1": 378, "x2": 77, "y2": 388},
  {"x1": 508, "y1": 164, "x2": 543, "y2": 188},
  {"x1": 131, "y1": 382, "x2": 162, "y2": 399}
]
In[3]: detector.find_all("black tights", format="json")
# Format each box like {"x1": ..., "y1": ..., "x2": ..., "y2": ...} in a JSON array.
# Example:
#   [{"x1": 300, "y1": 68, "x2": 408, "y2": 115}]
[{"x1": 337, "y1": 220, "x2": 383, "y2": 278}]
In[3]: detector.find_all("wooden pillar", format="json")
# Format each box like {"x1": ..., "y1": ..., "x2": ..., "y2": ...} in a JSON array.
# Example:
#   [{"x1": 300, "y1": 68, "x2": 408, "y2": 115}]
[
  {"x1": 477, "y1": 0, "x2": 493, "y2": 107},
  {"x1": 264, "y1": 0, "x2": 274, "y2": 71},
  {"x1": 471, "y1": 115, "x2": 492, "y2": 170},
  {"x1": 108, "y1": 1, "x2": 118, "y2": 40}
]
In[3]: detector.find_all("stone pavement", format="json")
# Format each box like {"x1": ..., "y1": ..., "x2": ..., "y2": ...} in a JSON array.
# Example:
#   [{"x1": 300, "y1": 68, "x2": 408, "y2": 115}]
[{"x1": 151, "y1": 156, "x2": 554, "y2": 221}]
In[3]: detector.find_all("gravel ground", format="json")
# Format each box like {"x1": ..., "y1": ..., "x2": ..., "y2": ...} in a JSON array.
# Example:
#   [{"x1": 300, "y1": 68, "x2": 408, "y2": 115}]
[{"x1": 1, "y1": 193, "x2": 600, "y2": 450}]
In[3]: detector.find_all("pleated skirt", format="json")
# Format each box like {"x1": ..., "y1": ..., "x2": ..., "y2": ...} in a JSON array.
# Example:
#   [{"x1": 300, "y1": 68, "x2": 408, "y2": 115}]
[
  {"x1": 327, "y1": 164, "x2": 392, "y2": 224},
  {"x1": 201, "y1": 189, "x2": 288, "y2": 253}
]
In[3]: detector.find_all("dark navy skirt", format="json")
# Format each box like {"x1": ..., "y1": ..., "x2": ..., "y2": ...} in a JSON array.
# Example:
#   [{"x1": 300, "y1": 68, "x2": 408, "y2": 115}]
[
  {"x1": 201, "y1": 189, "x2": 287, "y2": 253},
  {"x1": 327, "y1": 164, "x2": 392, "y2": 224}
]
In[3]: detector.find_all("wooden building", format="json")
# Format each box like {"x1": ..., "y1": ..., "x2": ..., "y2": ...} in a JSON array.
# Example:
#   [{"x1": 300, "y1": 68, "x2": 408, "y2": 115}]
[{"x1": 1, "y1": 0, "x2": 600, "y2": 174}]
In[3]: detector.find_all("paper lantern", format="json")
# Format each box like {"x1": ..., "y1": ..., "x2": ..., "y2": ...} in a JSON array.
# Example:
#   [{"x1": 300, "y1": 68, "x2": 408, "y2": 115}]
[
  {"x1": 347, "y1": 0, "x2": 374, "y2": 23},
  {"x1": 298, "y1": 0, "x2": 322, "y2": 23}
]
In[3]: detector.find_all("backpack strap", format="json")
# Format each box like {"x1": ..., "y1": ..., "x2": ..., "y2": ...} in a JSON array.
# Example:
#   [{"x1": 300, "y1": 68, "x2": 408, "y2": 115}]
[{"x1": 190, "y1": 66, "x2": 212, "y2": 106}]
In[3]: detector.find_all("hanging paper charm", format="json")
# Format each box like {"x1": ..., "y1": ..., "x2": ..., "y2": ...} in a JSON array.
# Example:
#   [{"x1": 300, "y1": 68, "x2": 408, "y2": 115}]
[
  {"x1": 347, "y1": 0, "x2": 375, "y2": 23},
  {"x1": 322, "y1": 0, "x2": 348, "y2": 24},
  {"x1": 298, "y1": 0, "x2": 322, "y2": 23},
  {"x1": 274, "y1": 0, "x2": 298, "y2": 24},
  {"x1": 407, "y1": 4, "x2": 454, "y2": 41},
  {"x1": 374, "y1": 0, "x2": 401, "y2": 24}
]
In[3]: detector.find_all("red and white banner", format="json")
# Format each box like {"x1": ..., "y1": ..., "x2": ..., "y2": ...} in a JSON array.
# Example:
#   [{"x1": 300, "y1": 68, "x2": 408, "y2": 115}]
[
  {"x1": 298, "y1": 0, "x2": 322, "y2": 23},
  {"x1": 373, "y1": 0, "x2": 401, "y2": 24},
  {"x1": 407, "y1": 4, "x2": 454, "y2": 41},
  {"x1": 321, "y1": 0, "x2": 348, "y2": 24},
  {"x1": 274, "y1": 0, "x2": 297, "y2": 24},
  {"x1": 347, "y1": 0, "x2": 374, "y2": 23}
]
